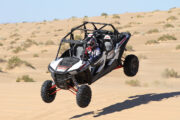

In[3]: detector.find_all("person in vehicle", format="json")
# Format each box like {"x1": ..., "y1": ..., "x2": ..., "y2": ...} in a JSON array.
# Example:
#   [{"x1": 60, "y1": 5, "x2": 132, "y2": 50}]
[{"x1": 85, "y1": 36, "x2": 101, "y2": 63}]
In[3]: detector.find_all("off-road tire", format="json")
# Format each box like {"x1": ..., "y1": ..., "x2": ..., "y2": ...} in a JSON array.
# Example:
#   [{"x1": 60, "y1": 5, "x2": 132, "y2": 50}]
[
  {"x1": 76, "y1": 85, "x2": 92, "y2": 108},
  {"x1": 123, "y1": 54, "x2": 139, "y2": 77},
  {"x1": 41, "y1": 80, "x2": 56, "y2": 103}
]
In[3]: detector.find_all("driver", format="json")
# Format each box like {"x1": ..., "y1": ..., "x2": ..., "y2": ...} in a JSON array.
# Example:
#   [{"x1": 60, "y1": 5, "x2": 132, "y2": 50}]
[{"x1": 85, "y1": 37, "x2": 101, "y2": 63}]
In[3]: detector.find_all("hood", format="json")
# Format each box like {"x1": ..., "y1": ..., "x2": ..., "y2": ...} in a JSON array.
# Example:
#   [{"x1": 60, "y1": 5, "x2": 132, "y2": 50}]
[{"x1": 49, "y1": 57, "x2": 84, "y2": 73}]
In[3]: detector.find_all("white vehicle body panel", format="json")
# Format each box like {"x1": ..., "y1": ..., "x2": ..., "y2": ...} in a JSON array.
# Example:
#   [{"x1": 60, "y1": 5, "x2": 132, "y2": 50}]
[
  {"x1": 67, "y1": 60, "x2": 83, "y2": 72},
  {"x1": 50, "y1": 58, "x2": 62, "y2": 70}
]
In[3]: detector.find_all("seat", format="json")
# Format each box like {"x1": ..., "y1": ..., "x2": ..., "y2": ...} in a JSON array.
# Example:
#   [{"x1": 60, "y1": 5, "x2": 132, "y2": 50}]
[
  {"x1": 104, "y1": 35, "x2": 113, "y2": 52},
  {"x1": 104, "y1": 36, "x2": 114, "y2": 60},
  {"x1": 104, "y1": 41, "x2": 113, "y2": 52},
  {"x1": 73, "y1": 45, "x2": 84, "y2": 59}
]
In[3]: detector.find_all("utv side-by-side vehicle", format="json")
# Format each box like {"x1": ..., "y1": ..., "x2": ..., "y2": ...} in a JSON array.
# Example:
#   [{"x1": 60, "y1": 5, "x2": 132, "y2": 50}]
[{"x1": 41, "y1": 21, "x2": 139, "y2": 108}]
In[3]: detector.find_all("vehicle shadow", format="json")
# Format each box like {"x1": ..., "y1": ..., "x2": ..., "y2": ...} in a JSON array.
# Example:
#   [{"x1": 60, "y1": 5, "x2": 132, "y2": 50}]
[{"x1": 70, "y1": 91, "x2": 180, "y2": 119}]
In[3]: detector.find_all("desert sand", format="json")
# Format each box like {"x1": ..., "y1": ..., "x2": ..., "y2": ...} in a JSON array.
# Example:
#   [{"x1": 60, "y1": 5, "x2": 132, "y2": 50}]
[{"x1": 0, "y1": 8, "x2": 180, "y2": 120}]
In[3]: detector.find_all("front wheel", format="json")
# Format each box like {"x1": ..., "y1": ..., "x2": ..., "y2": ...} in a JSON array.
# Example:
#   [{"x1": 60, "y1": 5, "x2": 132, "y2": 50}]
[
  {"x1": 76, "y1": 85, "x2": 92, "y2": 108},
  {"x1": 41, "y1": 80, "x2": 56, "y2": 103},
  {"x1": 123, "y1": 54, "x2": 139, "y2": 77}
]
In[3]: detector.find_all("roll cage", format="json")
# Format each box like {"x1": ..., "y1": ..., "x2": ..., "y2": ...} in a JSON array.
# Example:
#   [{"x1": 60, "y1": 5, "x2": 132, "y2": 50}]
[{"x1": 55, "y1": 21, "x2": 119, "y2": 59}]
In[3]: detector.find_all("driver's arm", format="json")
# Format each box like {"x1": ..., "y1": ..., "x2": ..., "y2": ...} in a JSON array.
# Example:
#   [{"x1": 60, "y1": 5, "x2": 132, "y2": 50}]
[{"x1": 91, "y1": 48, "x2": 101, "y2": 62}]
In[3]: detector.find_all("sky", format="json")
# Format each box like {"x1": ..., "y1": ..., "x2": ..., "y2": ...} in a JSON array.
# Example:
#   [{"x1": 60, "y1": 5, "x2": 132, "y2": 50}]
[{"x1": 0, "y1": 0, "x2": 180, "y2": 23}]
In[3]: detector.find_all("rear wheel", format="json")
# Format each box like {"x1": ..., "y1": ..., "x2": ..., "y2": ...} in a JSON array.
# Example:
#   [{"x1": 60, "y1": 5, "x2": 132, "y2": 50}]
[
  {"x1": 41, "y1": 80, "x2": 56, "y2": 103},
  {"x1": 123, "y1": 54, "x2": 139, "y2": 77},
  {"x1": 76, "y1": 85, "x2": 92, "y2": 108}
]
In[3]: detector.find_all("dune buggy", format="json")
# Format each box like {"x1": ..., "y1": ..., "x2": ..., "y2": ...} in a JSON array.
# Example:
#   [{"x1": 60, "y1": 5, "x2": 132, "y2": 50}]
[{"x1": 41, "y1": 21, "x2": 139, "y2": 108}]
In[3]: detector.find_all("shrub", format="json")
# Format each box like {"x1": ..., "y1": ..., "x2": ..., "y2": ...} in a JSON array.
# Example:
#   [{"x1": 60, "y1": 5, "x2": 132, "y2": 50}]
[
  {"x1": 145, "y1": 40, "x2": 159, "y2": 45},
  {"x1": 147, "y1": 29, "x2": 159, "y2": 34},
  {"x1": 153, "y1": 9, "x2": 160, "y2": 12},
  {"x1": 23, "y1": 61, "x2": 35, "y2": 69},
  {"x1": 116, "y1": 26, "x2": 123, "y2": 30},
  {"x1": 41, "y1": 49, "x2": 48, "y2": 53},
  {"x1": 123, "y1": 24, "x2": 132, "y2": 28},
  {"x1": 83, "y1": 16, "x2": 88, "y2": 21},
  {"x1": 168, "y1": 10, "x2": 172, "y2": 13},
  {"x1": 158, "y1": 34, "x2": 177, "y2": 41},
  {"x1": 162, "y1": 68, "x2": 180, "y2": 78},
  {"x1": 167, "y1": 16, "x2": 178, "y2": 21},
  {"x1": 136, "y1": 15, "x2": 144, "y2": 18},
  {"x1": 0, "y1": 67, "x2": 3, "y2": 72},
  {"x1": 7, "y1": 56, "x2": 35, "y2": 69},
  {"x1": 33, "y1": 54, "x2": 39, "y2": 57},
  {"x1": 128, "y1": 22, "x2": 139, "y2": 25},
  {"x1": 169, "y1": 7, "x2": 176, "y2": 10},
  {"x1": 45, "y1": 40, "x2": 55, "y2": 45},
  {"x1": 24, "y1": 39, "x2": 38, "y2": 48},
  {"x1": 125, "y1": 80, "x2": 141, "y2": 87},
  {"x1": 114, "y1": 21, "x2": 120, "y2": 25},
  {"x1": 137, "y1": 22, "x2": 142, "y2": 24},
  {"x1": 163, "y1": 23, "x2": 174, "y2": 28},
  {"x1": 53, "y1": 18, "x2": 59, "y2": 21},
  {"x1": 21, "y1": 39, "x2": 38, "y2": 51},
  {"x1": 126, "y1": 30, "x2": 130, "y2": 33},
  {"x1": 112, "y1": 14, "x2": 120, "y2": 19},
  {"x1": 16, "y1": 75, "x2": 35, "y2": 82},
  {"x1": 74, "y1": 35, "x2": 82, "y2": 40},
  {"x1": 101, "y1": 13, "x2": 108, "y2": 18},
  {"x1": 8, "y1": 46, "x2": 14, "y2": 50},
  {"x1": 7, "y1": 56, "x2": 22, "y2": 69},
  {"x1": 176, "y1": 45, "x2": 180, "y2": 50},
  {"x1": 13, "y1": 39, "x2": 39, "y2": 52},
  {"x1": 84, "y1": 16, "x2": 88, "y2": 18},
  {"x1": 126, "y1": 45, "x2": 134, "y2": 51},
  {"x1": 0, "y1": 42, "x2": 3, "y2": 46},
  {"x1": 10, "y1": 41, "x2": 16, "y2": 44},
  {"x1": 54, "y1": 34, "x2": 58, "y2": 37},
  {"x1": 46, "y1": 70, "x2": 50, "y2": 73},
  {"x1": 71, "y1": 16, "x2": 77, "y2": 20},
  {"x1": 133, "y1": 31, "x2": 140, "y2": 35},
  {"x1": 10, "y1": 33, "x2": 20, "y2": 38},
  {"x1": 13, "y1": 47, "x2": 24, "y2": 54},
  {"x1": 0, "y1": 58, "x2": 6, "y2": 63}
]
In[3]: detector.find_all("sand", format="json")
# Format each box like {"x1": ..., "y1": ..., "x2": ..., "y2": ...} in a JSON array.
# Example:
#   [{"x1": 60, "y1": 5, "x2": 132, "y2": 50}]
[{"x1": 0, "y1": 8, "x2": 180, "y2": 120}]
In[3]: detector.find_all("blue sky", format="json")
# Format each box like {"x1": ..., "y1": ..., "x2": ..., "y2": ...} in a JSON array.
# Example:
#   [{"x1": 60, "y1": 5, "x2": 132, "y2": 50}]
[{"x1": 0, "y1": 0, "x2": 180, "y2": 23}]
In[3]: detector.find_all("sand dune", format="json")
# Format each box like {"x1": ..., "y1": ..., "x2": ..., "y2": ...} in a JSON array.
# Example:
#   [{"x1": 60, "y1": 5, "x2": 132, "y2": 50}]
[
  {"x1": 0, "y1": 80, "x2": 180, "y2": 120},
  {"x1": 0, "y1": 8, "x2": 180, "y2": 120}
]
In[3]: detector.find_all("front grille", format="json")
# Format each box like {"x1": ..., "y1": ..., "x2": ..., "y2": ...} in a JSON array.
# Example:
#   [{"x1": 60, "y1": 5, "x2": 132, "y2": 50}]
[
  {"x1": 56, "y1": 74, "x2": 71, "y2": 81},
  {"x1": 55, "y1": 73, "x2": 72, "y2": 89}
]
